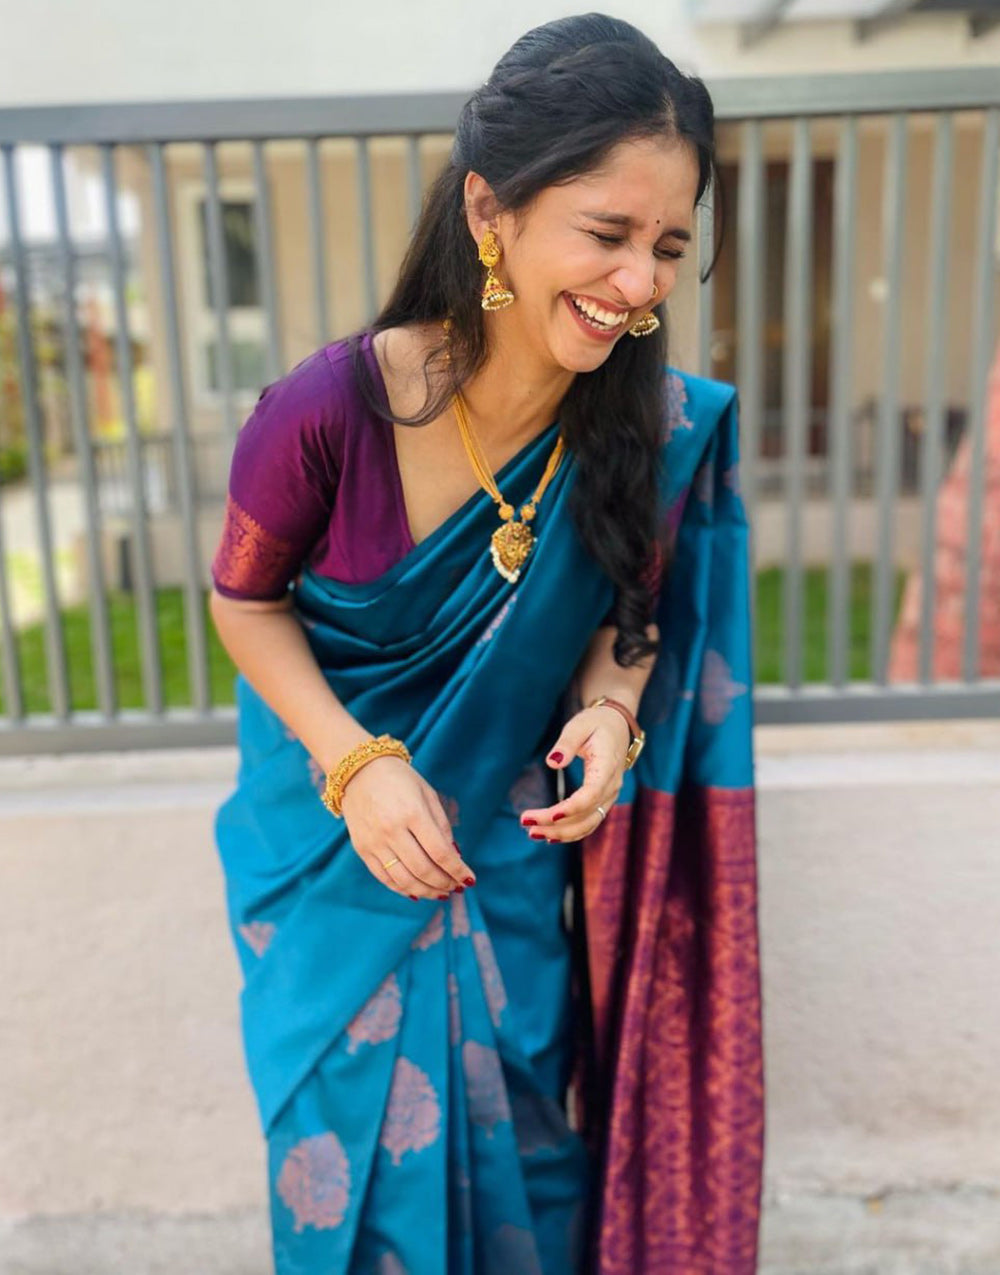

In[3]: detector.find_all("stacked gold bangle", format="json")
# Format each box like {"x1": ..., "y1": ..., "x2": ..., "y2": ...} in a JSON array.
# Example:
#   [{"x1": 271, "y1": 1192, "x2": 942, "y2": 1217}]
[{"x1": 321, "y1": 734, "x2": 412, "y2": 817}]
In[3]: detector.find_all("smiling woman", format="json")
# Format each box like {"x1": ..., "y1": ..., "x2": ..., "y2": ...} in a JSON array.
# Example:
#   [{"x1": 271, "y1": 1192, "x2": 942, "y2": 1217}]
[{"x1": 209, "y1": 12, "x2": 761, "y2": 1275}]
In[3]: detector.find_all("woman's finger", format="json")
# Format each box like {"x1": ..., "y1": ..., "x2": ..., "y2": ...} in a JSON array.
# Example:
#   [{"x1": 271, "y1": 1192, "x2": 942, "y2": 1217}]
[
  {"x1": 357, "y1": 837, "x2": 447, "y2": 900},
  {"x1": 413, "y1": 805, "x2": 476, "y2": 888},
  {"x1": 543, "y1": 801, "x2": 616, "y2": 842},
  {"x1": 377, "y1": 848, "x2": 447, "y2": 900},
  {"x1": 525, "y1": 740, "x2": 621, "y2": 828},
  {"x1": 358, "y1": 849, "x2": 410, "y2": 898},
  {"x1": 392, "y1": 828, "x2": 460, "y2": 897},
  {"x1": 535, "y1": 774, "x2": 623, "y2": 841}
]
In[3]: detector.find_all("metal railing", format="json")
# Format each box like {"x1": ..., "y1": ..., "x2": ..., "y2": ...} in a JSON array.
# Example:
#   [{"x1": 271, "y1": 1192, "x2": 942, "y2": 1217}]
[{"x1": 0, "y1": 68, "x2": 998, "y2": 753}]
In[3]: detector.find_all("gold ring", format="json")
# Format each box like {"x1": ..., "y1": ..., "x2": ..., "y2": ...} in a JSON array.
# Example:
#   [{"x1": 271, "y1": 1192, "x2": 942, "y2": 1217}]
[{"x1": 381, "y1": 857, "x2": 401, "y2": 870}]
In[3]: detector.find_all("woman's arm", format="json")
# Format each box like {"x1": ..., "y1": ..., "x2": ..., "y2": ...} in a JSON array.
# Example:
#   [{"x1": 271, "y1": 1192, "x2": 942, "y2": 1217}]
[
  {"x1": 209, "y1": 587, "x2": 477, "y2": 896},
  {"x1": 519, "y1": 621, "x2": 660, "y2": 835},
  {"x1": 209, "y1": 588, "x2": 374, "y2": 773},
  {"x1": 572, "y1": 621, "x2": 660, "y2": 720}
]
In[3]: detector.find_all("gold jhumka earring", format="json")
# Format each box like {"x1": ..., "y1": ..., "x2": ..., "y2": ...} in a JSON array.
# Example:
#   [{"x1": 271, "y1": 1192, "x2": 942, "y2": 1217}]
[
  {"x1": 627, "y1": 282, "x2": 661, "y2": 337},
  {"x1": 478, "y1": 229, "x2": 515, "y2": 311}
]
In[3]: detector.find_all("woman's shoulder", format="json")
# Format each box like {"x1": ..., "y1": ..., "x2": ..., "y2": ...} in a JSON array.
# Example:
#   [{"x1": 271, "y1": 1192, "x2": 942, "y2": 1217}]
[
  {"x1": 663, "y1": 364, "x2": 737, "y2": 420},
  {"x1": 240, "y1": 333, "x2": 386, "y2": 467},
  {"x1": 256, "y1": 338, "x2": 358, "y2": 416}
]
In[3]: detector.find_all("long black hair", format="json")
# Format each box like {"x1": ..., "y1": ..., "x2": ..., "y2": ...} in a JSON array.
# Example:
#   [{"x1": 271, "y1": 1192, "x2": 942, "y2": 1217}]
[{"x1": 349, "y1": 12, "x2": 725, "y2": 668}]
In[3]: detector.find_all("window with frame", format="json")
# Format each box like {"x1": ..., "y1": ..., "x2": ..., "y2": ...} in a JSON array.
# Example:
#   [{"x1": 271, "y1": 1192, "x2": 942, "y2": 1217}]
[{"x1": 189, "y1": 193, "x2": 267, "y2": 399}]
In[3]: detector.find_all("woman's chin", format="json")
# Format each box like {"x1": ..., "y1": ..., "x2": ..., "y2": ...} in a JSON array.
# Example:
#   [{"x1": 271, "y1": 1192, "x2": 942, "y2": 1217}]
[{"x1": 555, "y1": 338, "x2": 618, "y2": 373}]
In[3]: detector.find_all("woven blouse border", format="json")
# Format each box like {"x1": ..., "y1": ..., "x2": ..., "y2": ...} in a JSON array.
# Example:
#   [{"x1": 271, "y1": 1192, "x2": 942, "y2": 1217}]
[{"x1": 211, "y1": 490, "x2": 297, "y2": 601}]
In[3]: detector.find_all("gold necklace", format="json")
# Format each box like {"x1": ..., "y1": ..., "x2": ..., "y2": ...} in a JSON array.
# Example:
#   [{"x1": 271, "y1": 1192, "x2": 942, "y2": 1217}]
[{"x1": 451, "y1": 387, "x2": 566, "y2": 583}]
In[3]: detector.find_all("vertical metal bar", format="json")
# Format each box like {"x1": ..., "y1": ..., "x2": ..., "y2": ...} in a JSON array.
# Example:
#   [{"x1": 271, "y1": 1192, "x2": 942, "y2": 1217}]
[
  {"x1": 100, "y1": 141, "x2": 163, "y2": 714},
  {"x1": 872, "y1": 113, "x2": 909, "y2": 685},
  {"x1": 963, "y1": 105, "x2": 999, "y2": 682},
  {"x1": 736, "y1": 121, "x2": 767, "y2": 650},
  {"x1": 0, "y1": 143, "x2": 71, "y2": 720},
  {"x1": 917, "y1": 111, "x2": 954, "y2": 683},
  {"x1": 50, "y1": 141, "x2": 116, "y2": 718},
  {"x1": 783, "y1": 117, "x2": 813, "y2": 691},
  {"x1": 696, "y1": 183, "x2": 716, "y2": 381},
  {"x1": 406, "y1": 134, "x2": 423, "y2": 231},
  {"x1": 203, "y1": 141, "x2": 237, "y2": 444},
  {"x1": 150, "y1": 141, "x2": 211, "y2": 715},
  {"x1": 828, "y1": 116, "x2": 859, "y2": 689},
  {"x1": 0, "y1": 475, "x2": 23, "y2": 720},
  {"x1": 306, "y1": 136, "x2": 330, "y2": 346},
  {"x1": 0, "y1": 152, "x2": 25, "y2": 722},
  {"x1": 356, "y1": 135, "x2": 378, "y2": 321},
  {"x1": 252, "y1": 139, "x2": 283, "y2": 382}
]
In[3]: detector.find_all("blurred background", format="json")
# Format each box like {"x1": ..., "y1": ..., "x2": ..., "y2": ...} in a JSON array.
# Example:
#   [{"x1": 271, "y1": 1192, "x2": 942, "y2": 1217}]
[{"x1": 0, "y1": 1, "x2": 998, "y2": 1272}]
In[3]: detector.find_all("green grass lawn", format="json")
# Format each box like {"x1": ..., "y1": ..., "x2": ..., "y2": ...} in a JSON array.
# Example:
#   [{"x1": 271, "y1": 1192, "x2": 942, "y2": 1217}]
[
  {"x1": 2, "y1": 563, "x2": 906, "y2": 714},
  {"x1": 754, "y1": 562, "x2": 907, "y2": 684}
]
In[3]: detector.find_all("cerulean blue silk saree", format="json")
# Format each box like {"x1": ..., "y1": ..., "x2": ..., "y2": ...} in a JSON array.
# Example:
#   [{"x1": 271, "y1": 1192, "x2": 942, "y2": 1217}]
[{"x1": 214, "y1": 365, "x2": 764, "y2": 1274}]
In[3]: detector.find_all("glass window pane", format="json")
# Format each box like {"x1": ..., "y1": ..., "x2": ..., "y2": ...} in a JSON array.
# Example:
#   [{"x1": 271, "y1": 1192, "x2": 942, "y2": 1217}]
[
  {"x1": 198, "y1": 199, "x2": 260, "y2": 309},
  {"x1": 205, "y1": 338, "x2": 267, "y2": 393}
]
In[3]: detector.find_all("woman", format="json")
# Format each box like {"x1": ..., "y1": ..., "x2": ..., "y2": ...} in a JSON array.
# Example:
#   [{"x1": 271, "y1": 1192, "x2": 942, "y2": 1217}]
[{"x1": 210, "y1": 13, "x2": 764, "y2": 1275}]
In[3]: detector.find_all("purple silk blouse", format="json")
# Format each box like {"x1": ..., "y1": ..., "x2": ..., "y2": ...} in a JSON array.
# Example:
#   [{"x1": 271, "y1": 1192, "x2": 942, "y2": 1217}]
[
  {"x1": 211, "y1": 330, "x2": 420, "y2": 600},
  {"x1": 210, "y1": 329, "x2": 635, "y2": 623}
]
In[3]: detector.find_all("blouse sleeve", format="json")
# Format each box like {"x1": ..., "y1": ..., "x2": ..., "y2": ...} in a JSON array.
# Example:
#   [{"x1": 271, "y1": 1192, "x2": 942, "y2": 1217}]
[{"x1": 210, "y1": 349, "x2": 341, "y2": 601}]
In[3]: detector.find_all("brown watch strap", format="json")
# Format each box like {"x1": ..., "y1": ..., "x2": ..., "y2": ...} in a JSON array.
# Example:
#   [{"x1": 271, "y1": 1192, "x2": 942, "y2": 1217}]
[{"x1": 588, "y1": 695, "x2": 641, "y2": 742}]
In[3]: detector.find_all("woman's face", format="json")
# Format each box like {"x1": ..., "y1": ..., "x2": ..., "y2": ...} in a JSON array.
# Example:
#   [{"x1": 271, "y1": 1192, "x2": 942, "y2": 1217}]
[{"x1": 467, "y1": 135, "x2": 701, "y2": 373}]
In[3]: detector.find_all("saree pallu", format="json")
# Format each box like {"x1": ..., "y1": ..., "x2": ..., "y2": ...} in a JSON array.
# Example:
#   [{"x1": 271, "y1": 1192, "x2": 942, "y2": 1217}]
[{"x1": 214, "y1": 366, "x2": 764, "y2": 1274}]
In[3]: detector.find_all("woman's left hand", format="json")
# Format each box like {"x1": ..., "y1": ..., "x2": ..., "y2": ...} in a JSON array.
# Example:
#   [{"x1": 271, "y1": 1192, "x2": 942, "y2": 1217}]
[{"x1": 517, "y1": 703, "x2": 632, "y2": 842}]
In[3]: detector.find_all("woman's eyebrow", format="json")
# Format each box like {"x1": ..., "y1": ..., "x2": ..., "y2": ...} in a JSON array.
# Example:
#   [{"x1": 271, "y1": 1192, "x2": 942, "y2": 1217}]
[{"x1": 581, "y1": 210, "x2": 692, "y2": 242}]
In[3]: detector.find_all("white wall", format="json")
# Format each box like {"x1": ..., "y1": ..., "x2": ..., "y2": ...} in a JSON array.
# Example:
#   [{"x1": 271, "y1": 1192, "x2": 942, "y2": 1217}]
[
  {"x1": 0, "y1": 0, "x2": 997, "y2": 109},
  {"x1": 0, "y1": 1, "x2": 704, "y2": 107}
]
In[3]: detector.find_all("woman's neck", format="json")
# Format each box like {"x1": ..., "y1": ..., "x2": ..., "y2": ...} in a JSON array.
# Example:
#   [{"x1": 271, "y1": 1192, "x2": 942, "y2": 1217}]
[{"x1": 457, "y1": 321, "x2": 575, "y2": 446}]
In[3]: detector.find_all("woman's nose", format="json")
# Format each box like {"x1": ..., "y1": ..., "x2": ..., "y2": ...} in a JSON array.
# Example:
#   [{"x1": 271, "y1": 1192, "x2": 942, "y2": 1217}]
[{"x1": 613, "y1": 270, "x2": 659, "y2": 310}]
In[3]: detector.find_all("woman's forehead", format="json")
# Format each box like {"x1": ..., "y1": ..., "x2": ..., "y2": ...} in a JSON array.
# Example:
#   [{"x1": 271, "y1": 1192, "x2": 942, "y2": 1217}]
[{"x1": 546, "y1": 144, "x2": 699, "y2": 229}]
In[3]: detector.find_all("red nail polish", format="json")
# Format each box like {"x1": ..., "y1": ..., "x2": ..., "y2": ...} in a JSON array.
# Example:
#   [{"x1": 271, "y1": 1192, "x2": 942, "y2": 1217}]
[
  {"x1": 409, "y1": 895, "x2": 419, "y2": 901},
  {"x1": 454, "y1": 886, "x2": 465, "y2": 894},
  {"x1": 438, "y1": 894, "x2": 450, "y2": 900},
  {"x1": 522, "y1": 817, "x2": 538, "y2": 826},
  {"x1": 553, "y1": 813, "x2": 567, "y2": 822},
  {"x1": 530, "y1": 832, "x2": 545, "y2": 840},
  {"x1": 463, "y1": 876, "x2": 476, "y2": 887},
  {"x1": 549, "y1": 751, "x2": 564, "y2": 763}
]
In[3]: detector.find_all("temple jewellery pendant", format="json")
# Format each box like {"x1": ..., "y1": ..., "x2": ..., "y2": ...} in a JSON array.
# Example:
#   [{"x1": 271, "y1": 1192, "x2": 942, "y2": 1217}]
[
  {"x1": 490, "y1": 502, "x2": 538, "y2": 582},
  {"x1": 487, "y1": 438, "x2": 567, "y2": 582}
]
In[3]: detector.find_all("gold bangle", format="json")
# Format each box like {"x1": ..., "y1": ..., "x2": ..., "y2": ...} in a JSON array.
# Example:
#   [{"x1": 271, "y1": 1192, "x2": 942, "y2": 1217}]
[{"x1": 321, "y1": 733, "x2": 412, "y2": 817}]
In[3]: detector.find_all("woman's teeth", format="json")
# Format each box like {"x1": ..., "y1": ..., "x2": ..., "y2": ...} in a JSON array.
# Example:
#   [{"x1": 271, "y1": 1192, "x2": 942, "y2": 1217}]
[{"x1": 569, "y1": 294, "x2": 628, "y2": 331}]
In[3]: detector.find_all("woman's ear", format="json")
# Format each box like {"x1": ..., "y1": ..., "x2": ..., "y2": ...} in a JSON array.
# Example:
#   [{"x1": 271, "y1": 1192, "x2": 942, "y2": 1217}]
[{"x1": 463, "y1": 170, "x2": 501, "y2": 246}]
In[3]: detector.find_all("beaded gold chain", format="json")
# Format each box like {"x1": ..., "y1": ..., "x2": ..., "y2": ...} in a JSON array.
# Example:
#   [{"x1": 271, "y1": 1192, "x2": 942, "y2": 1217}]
[{"x1": 443, "y1": 317, "x2": 566, "y2": 583}]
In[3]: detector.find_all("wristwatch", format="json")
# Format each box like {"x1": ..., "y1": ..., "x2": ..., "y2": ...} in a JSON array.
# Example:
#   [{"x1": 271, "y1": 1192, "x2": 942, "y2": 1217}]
[{"x1": 588, "y1": 695, "x2": 646, "y2": 769}]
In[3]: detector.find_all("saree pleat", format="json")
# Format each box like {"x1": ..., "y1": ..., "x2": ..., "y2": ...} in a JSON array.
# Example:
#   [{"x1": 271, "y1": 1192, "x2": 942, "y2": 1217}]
[{"x1": 214, "y1": 366, "x2": 764, "y2": 1274}]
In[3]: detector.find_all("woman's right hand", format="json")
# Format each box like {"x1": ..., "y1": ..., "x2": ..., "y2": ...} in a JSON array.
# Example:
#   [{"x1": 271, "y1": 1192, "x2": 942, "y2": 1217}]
[{"x1": 340, "y1": 755, "x2": 476, "y2": 900}]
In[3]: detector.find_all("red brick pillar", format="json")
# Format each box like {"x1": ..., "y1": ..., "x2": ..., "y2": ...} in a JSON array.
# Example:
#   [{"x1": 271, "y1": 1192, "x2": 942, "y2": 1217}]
[{"x1": 889, "y1": 339, "x2": 1000, "y2": 681}]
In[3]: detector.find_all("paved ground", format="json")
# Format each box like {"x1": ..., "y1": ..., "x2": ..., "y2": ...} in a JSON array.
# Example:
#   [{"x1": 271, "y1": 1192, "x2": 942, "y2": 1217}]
[{"x1": 2, "y1": 1188, "x2": 1000, "y2": 1274}]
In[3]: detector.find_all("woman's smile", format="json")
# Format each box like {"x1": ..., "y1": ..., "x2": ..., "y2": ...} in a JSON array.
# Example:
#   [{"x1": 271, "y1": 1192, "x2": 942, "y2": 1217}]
[{"x1": 561, "y1": 289, "x2": 628, "y2": 343}]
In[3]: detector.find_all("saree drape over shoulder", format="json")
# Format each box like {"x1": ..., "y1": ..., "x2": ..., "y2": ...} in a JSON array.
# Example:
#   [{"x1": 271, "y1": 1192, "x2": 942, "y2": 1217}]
[{"x1": 214, "y1": 365, "x2": 764, "y2": 1275}]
